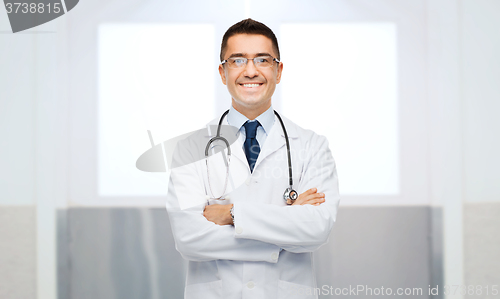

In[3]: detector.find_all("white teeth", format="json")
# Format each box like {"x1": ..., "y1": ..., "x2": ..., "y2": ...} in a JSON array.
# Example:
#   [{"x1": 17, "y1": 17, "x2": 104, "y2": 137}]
[{"x1": 242, "y1": 83, "x2": 260, "y2": 87}]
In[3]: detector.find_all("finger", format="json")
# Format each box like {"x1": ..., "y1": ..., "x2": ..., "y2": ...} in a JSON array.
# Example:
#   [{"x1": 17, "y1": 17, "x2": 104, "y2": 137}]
[
  {"x1": 307, "y1": 188, "x2": 317, "y2": 194},
  {"x1": 299, "y1": 188, "x2": 317, "y2": 197},
  {"x1": 300, "y1": 200, "x2": 323, "y2": 206},
  {"x1": 297, "y1": 190, "x2": 321, "y2": 201},
  {"x1": 302, "y1": 192, "x2": 325, "y2": 202},
  {"x1": 309, "y1": 192, "x2": 324, "y2": 198},
  {"x1": 294, "y1": 192, "x2": 322, "y2": 205},
  {"x1": 293, "y1": 189, "x2": 322, "y2": 205},
  {"x1": 307, "y1": 197, "x2": 325, "y2": 204},
  {"x1": 301, "y1": 197, "x2": 325, "y2": 205}
]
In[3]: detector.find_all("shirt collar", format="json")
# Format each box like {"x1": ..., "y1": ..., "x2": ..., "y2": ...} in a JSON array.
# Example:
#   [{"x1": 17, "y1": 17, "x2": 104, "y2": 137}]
[{"x1": 227, "y1": 105, "x2": 275, "y2": 136}]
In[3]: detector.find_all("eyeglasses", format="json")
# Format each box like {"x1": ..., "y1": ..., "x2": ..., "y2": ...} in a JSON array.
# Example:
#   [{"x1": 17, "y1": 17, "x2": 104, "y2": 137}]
[{"x1": 221, "y1": 56, "x2": 280, "y2": 69}]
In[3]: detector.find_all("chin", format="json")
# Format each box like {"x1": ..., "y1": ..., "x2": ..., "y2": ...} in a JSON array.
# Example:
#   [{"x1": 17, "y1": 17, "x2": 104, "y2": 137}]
[
  {"x1": 234, "y1": 97, "x2": 258, "y2": 105},
  {"x1": 240, "y1": 101, "x2": 266, "y2": 109}
]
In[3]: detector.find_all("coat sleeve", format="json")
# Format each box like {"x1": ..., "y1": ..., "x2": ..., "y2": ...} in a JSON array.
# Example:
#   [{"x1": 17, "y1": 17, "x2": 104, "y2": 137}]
[
  {"x1": 232, "y1": 133, "x2": 340, "y2": 252},
  {"x1": 165, "y1": 137, "x2": 281, "y2": 263}
]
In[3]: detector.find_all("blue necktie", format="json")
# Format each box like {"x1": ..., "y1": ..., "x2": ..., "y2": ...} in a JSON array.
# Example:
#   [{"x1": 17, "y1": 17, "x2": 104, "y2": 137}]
[{"x1": 243, "y1": 121, "x2": 261, "y2": 172}]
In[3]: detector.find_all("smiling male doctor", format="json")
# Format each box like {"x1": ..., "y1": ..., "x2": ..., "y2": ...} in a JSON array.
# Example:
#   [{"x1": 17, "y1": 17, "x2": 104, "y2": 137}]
[{"x1": 166, "y1": 19, "x2": 340, "y2": 299}]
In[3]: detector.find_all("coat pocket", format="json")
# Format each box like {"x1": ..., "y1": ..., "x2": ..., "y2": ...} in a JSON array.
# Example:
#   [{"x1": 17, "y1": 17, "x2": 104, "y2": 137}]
[
  {"x1": 185, "y1": 280, "x2": 223, "y2": 299},
  {"x1": 278, "y1": 280, "x2": 318, "y2": 299}
]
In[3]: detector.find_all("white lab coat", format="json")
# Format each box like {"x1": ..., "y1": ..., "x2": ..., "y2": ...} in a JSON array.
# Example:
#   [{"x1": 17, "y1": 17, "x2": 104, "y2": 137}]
[{"x1": 165, "y1": 113, "x2": 340, "y2": 299}]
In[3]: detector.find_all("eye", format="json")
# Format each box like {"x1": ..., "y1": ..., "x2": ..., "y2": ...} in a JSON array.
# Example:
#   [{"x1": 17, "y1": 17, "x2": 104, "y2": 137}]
[
  {"x1": 232, "y1": 58, "x2": 246, "y2": 65},
  {"x1": 255, "y1": 57, "x2": 270, "y2": 64}
]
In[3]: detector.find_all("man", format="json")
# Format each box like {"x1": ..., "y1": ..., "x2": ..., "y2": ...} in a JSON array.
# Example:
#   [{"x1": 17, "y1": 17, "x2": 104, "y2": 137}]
[{"x1": 166, "y1": 19, "x2": 340, "y2": 299}]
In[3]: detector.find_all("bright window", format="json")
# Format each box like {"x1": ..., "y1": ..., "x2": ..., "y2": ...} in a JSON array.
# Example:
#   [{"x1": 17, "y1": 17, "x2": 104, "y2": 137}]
[
  {"x1": 280, "y1": 23, "x2": 399, "y2": 195},
  {"x1": 98, "y1": 24, "x2": 215, "y2": 196}
]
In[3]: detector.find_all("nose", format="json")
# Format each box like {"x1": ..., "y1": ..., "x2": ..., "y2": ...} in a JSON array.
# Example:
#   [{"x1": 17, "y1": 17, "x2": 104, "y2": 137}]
[{"x1": 243, "y1": 59, "x2": 259, "y2": 78}]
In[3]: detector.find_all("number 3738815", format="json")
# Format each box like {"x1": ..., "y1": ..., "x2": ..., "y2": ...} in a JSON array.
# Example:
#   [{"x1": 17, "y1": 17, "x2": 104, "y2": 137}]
[{"x1": 5, "y1": 2, "x2": 62, "y2": 14}]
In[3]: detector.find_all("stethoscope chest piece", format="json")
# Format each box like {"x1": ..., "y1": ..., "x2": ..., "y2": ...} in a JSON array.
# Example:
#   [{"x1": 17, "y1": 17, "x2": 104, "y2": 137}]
[{"x1": 284, "y1": 187, "x2": 298, "y2": 205}]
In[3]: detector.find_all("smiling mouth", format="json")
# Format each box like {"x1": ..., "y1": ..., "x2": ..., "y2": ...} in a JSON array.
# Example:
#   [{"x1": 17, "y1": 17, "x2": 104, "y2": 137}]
[{"x1": 239, "y1": 83, "x2": 263, "y2": 88}]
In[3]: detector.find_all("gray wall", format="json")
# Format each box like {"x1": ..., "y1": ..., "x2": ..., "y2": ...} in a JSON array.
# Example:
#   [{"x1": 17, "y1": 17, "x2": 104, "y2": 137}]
[
  {"x1": 464, "y1": 203, "x2": 500, "y2": 292},
  {"x1": 0, "y1": 207, "x2": 36, "y2": 299},
  {"x1": 60, "y1": 206, "x2": 435, "y2": 299},
  {"x1": 58, "y1": 203, "x2": 500, "y2": 299}
]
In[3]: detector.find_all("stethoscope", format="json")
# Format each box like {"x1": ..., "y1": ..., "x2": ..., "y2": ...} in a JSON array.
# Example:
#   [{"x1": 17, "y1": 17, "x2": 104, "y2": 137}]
[{"x1": 205, "y1": 109, "x2": 298, "y2": 205}]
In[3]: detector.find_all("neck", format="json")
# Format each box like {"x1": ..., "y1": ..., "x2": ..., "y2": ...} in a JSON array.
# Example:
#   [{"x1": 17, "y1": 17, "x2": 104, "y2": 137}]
[{"x1": 232, "y1": 99, "x2": 271, "y2": 120}]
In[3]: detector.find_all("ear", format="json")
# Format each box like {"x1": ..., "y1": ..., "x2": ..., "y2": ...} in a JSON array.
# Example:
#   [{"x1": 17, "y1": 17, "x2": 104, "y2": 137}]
[
  {"x1": 276, "y1": 62, "x2": 283, "y2": 84},
  {"x1": 218, "y1": 64, "x2": 227, "y2": 85}
]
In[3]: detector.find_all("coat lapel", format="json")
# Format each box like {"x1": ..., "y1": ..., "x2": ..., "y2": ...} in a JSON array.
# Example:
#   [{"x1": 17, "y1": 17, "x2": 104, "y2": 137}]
[
  {"x1": 229, "y1": 135, "x2": 250, "y2": 172},
  {"x1": 254, "y1": 115, "x2": 298, "y2": 171}
]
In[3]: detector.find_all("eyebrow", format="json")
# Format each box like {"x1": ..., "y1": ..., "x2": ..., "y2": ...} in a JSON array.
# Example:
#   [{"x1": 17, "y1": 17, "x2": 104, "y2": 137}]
[{"x1": 228, "y1": 52, "x2": 273, "y2": 58}]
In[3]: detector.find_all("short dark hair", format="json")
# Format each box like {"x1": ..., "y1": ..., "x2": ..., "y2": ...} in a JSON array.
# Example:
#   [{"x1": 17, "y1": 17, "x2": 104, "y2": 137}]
[{"x1": 220, "y1": 18, "x2": 280, "y2": 62}]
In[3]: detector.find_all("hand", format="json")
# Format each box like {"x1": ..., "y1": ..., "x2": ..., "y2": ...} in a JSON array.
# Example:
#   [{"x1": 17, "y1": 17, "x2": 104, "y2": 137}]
[
  {"x1": 203, "y1": 204, "x2": 233, "y2": 225},
  {"x1": 292, "y1": 188, "x2": 325, "y2": 206}
]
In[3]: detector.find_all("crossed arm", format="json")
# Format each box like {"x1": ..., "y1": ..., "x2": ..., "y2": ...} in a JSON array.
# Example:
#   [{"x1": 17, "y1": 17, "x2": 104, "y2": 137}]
[
  {"x1": 166, "y1": 133, "x2": 339, "y2": 262},
  {"x1": 203, "y1": 188, "x2": 326, "y2": 225}
]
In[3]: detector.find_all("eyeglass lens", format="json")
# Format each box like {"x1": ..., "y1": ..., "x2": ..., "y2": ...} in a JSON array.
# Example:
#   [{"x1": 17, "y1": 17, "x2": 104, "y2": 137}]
[{"x1": 226, "y1": 56, "x2": 275, "y2": 69}]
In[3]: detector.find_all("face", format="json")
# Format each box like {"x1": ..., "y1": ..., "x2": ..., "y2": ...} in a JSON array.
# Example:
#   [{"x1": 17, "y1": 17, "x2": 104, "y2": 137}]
[{"x1": 219, "y1": 34, "x2": 283, "y2": 118}]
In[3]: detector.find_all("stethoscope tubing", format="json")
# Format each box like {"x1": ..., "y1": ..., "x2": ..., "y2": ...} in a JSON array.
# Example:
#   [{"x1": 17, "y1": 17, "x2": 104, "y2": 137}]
[
  {"x1": 273, "y1": 110, "x2": 293, "y2": 188},
  {"x1": 205, "y1": 109, "x2": 296, "y2": 203}
]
